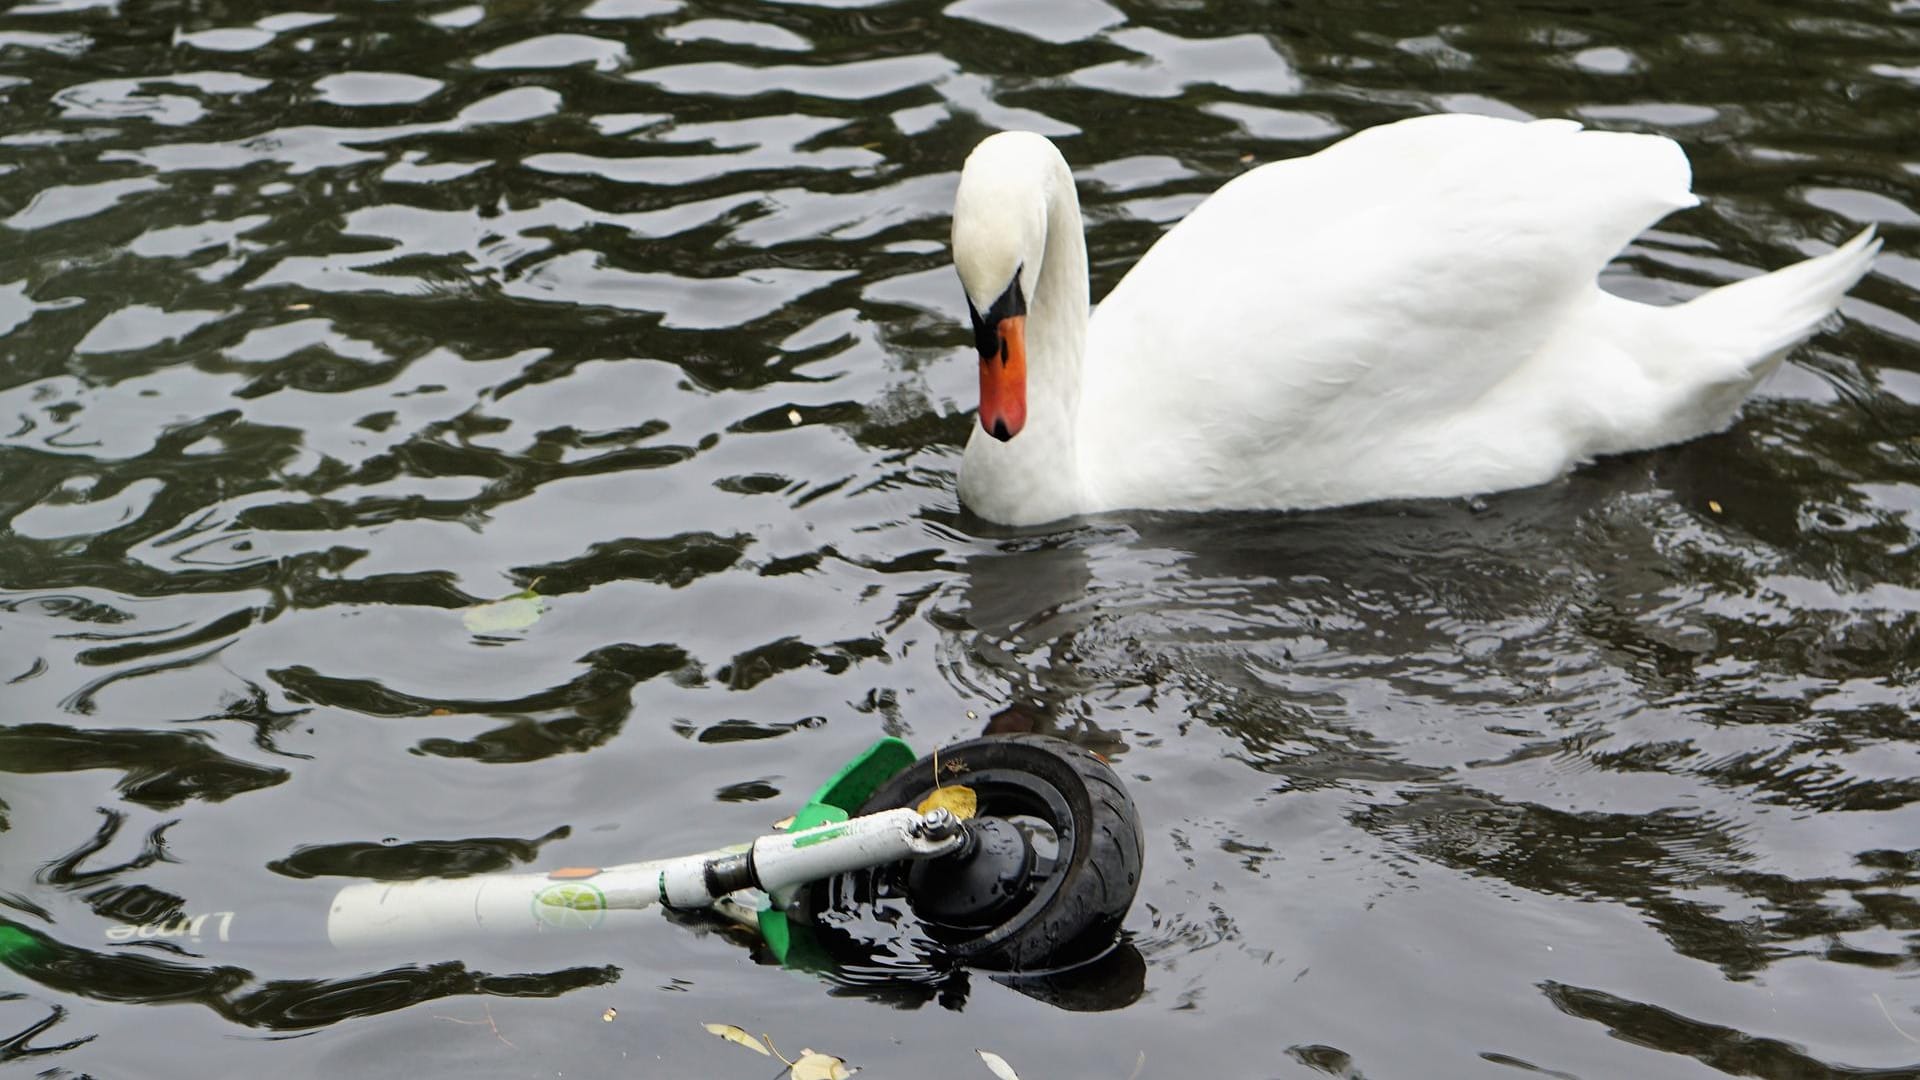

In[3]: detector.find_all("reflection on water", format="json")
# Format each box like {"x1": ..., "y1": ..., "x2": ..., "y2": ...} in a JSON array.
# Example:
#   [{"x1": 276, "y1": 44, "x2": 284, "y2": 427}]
[{"x1": 2, "y1": 0, "x2": 1917, "y2": 1076}]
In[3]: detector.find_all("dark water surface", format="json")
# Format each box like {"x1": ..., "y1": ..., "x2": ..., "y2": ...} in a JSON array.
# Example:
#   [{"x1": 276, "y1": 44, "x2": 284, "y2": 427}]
[{"x1": 3, "y1": 0, "x2": 1919, "y2": 1076}]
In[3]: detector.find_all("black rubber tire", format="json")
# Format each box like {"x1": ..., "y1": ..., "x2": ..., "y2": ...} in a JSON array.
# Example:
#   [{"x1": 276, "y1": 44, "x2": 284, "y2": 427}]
[{"x1": 822, "y1": 734, "x2": 1143, "y2": 972}]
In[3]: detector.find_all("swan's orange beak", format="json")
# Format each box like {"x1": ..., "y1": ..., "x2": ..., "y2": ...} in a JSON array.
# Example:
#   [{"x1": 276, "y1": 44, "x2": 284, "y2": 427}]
[{"x1": 979, "y1": 314, "x2": 1026, "y2": 442}]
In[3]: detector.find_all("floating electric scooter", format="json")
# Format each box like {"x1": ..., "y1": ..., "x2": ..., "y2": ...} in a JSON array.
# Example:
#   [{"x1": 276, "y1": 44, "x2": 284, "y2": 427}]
[{"x1": 95, "y1": 735, "x2": 1144, "y2": 978}]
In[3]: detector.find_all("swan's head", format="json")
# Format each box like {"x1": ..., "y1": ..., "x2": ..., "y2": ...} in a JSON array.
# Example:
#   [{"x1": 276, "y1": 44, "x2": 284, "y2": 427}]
[{"x1": 952, "y1": 132, "x2": 1057, "y2": 442}]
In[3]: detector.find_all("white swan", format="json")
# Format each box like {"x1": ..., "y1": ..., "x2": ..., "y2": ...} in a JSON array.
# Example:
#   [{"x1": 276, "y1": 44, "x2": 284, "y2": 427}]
[{"x1": 949, "y1": 114, "x2": 1879, "y2": 526}]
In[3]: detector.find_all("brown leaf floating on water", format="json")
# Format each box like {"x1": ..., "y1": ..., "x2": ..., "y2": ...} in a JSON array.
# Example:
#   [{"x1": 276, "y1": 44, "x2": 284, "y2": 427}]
[{"x1": 701, "y1": 1022, "x2": 770, "y2": 1056}]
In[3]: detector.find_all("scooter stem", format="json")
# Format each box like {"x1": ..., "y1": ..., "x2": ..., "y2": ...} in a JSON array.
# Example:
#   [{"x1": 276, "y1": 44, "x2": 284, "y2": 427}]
[{"x1": 326, "y1": 808, "x2": 964, "y2": 948}]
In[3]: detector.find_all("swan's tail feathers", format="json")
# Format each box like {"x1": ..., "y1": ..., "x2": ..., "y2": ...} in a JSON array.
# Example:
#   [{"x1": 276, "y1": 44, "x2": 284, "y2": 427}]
[
  {"x1": 1678, "y1": 226, "x2": 1880, "y2": 369},
  {"x1": 1602, "y1": 226, "x2": 1879, "y2": 455}
]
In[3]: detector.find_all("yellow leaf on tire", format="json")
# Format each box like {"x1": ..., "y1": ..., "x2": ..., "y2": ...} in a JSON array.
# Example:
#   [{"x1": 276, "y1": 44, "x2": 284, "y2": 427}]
[{"x1": 917, "y1": 784, "x2": 977, "y2": 820}]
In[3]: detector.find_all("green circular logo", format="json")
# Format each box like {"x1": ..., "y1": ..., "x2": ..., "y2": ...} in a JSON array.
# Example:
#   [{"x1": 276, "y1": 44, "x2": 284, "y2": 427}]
[{"x1": 532, "y1": 882, "x2": 608, "y2": 931}]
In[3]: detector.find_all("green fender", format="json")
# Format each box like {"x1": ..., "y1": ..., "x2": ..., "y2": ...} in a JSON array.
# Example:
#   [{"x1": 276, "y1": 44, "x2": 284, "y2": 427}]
[{"x1": 758, "y1": 736, "x2": 917, "y2": 967}]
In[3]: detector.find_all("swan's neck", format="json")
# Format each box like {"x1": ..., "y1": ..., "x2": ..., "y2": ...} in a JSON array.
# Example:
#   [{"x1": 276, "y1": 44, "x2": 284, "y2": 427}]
[{"x1": 959, "y1": 162, "x2": 1091, "y2": 526}]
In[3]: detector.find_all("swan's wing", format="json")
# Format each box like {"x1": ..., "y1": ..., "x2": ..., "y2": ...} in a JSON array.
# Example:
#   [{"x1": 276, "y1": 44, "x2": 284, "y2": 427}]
[{"x1": 1079, "y1": 114, "x2": 1696, "y2": 507}]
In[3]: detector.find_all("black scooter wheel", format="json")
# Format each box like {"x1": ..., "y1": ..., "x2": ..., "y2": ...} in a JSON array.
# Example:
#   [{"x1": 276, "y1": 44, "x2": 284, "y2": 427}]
[{"x1": 816, "y1": 735, "x2": 1143, "y2": 972}]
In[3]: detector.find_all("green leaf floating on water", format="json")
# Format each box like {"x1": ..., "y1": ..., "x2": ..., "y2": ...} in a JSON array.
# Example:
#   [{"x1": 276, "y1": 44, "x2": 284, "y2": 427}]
[{"x1": 462, "y1": 585, "x2": 547, "y2": 635}]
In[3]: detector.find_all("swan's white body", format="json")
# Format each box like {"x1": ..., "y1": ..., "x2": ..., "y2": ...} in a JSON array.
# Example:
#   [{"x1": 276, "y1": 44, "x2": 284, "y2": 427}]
[{"x1": 951, "y1": 114, "x2": 1879, "y2": 526}]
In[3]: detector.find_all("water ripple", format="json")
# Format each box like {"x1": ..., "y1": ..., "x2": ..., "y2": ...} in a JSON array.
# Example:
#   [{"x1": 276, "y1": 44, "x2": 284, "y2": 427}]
[{"x1": 1, "y1": 0, "x2": 1916, "y2": 1076}]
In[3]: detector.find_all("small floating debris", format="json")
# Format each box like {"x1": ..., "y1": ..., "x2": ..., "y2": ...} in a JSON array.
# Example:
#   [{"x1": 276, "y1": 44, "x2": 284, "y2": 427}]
[
  {"x1": 701, "y1": 1023, "x2": 769, "y2": 1056},
  {"x1": 977, "y1": 1049, "x2": 1022, "y2": 1080},
  {"x1": 462, "y1": 579, "x2": 547, "y2": 635}
]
